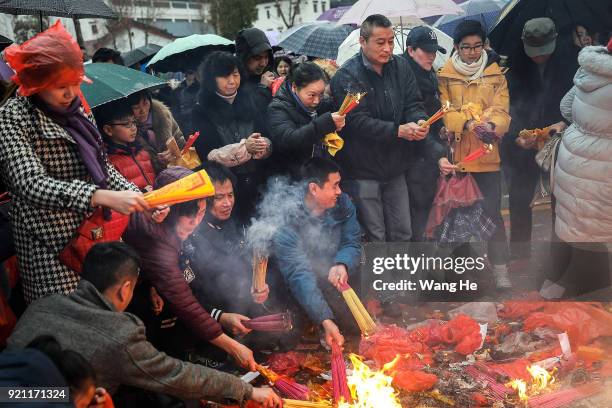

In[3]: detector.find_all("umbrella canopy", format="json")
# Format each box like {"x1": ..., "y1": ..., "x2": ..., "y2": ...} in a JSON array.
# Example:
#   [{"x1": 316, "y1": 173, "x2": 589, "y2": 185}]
[
  {"x1": 317, "y1": 6, "x2": 351, "y2": 22},
  {"x1": 0, "y1": 0, "x2": 116, "y2": 19},
  {"x1": 434, "y1": 0, "x2": 508, "y2": 35},
  {"x1": 265, "y1": 30, "x2": 281, "y2": 47},
  {"x1": 81, "y1": 63, "x2": 167, "y2": 108},
  {"x1": 278, "y1": 21, "x2": 353, "y2": 60},
  {"x1": 0, "y1": 34, "x2": 12, "y2": 52},
  {"x1": 490, "y1": 0, "x2": 611, "y2": 57},
  {"x1": 336, "y1": 26, "x2": 453, "y2": 69},
  {"x1": 121, "y1": 44, "x2": 162, "y2": 68},
  {"x1": 148, "y1": 34, "x2": 234, "y2": 73},
  {"x1": 338, "y1": 0, "x2": 463, "y2": 25}
]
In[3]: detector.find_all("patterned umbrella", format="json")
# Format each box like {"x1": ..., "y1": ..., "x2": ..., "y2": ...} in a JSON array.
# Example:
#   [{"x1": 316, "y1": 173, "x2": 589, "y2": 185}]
[
  {"x1": 278, "y1": 22, "x2": 354, "y2": 59},
  {"x1": 0, "y1": 0, "x2": 116, "y2": 19},
  {"x1": 433, "y1": 0, "x2": 508, "y2": 35}
]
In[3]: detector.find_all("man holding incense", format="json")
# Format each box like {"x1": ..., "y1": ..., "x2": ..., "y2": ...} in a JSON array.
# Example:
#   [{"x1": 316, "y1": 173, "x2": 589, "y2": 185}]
[
  {"x1": 272, "y1": 158, "x2": 361, "y2": 348},
  {"x1": 330, "y1": 14, "x2": 429, "y2": 243}
]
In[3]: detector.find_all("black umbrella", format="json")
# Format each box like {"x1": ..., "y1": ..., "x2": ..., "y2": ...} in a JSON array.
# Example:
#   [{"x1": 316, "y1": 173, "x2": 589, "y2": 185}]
[
  {"x1": 490, "y1": 0, "x2": 611, "y2": 57},
  {"x1": 0, "y1": 34, "x2": 12, "y2": 52},
  {"x1": 121, "y1": 44, "x2": 162, "y2": 68},
  {"x1": 0, "y1": 0, "x2": 117, "y2": 32}
]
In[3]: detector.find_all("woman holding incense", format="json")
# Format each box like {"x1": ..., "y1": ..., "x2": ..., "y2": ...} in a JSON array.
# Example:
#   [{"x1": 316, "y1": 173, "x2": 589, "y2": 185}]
[
  {"x1": 192, "y1": 51, "x2": 271, "y2": 222},
  {"x1": 0, "y1": 22, "x2": 146, "y2": 303},
  {"x1": 267, "y1": 62, "x2": 345, "y2": 179},
  {"x1": 123, "y1": 166, "x2": 259, "y2": 371},
  {"x1": 437, "y1": 20, "x2": 511, "y2": 289}
]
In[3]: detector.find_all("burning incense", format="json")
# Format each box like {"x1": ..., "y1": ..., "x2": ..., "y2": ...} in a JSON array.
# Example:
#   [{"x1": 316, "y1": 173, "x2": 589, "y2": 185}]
[
  {"x1": 243, "y1": 312, "x2": 293, "y2": 332},
  {"x1": 252, "y1": 251, "x2": 268, "y2": 294},
  {"x1": 421, "y1": 101, "x2": 450, "y2": 128},
  {"x1": 257, "y1": 365, "x2": 309, "y2": 400},
  {"x1": 331, "y1": 342, "x2": 351, "y2": 404},
  {"x1": 282, "y1": 400, "x2": 332, "y2": 408},
  {"x1": 458, "y1": 143, "x2": 494, "y2": 165},
  {"x1": 338, "y1": 283, "x2": 377, "y2": 336},
  {"x1": 181, "y1": 131, "x2": 201, "y2": 155},
  {"x1": 338, "y1": 92, "x2": 366, "y2": 115},
  {"x1": 143, "y1": 169, "x2": 215, "y2": 207}
]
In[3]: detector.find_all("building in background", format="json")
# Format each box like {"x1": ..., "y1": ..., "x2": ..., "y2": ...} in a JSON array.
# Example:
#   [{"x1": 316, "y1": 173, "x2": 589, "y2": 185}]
[{"x1": 253, "y1": 0, "x2": 330, "y2": 32}]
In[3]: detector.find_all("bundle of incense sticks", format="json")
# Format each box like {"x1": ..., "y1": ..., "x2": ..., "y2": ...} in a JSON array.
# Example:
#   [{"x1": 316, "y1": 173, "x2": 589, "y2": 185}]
[
  {"x1": 421, "y1": 101, "x2": 451, "y2": 128},
  {"x1": 257, "y1": 365, "x2": 309, "y2": 400},
  {"x1": 465, "y1": 365, "x2": 511, "y2": 402},
  {"x1": 338, "y1": 91, "x2": 366, "y2": 115},
  {"x1": 282, "y1": 400, "x2": 332, "y2": 408},
  {"x1": 181, "y1": 131, "x2": 201, "y2": 155},
  {"x1": 143, "y1": 169, "x2": 214, "y2": 207},
  {"x1": 331, "y1": 341, "x2": 351, "y2": 404},
  {"x1": 252, "y1": 251, "x2": 268, "y2": 293},
  {"x1": 459, "y1": 143, "x2": 494, "y2": 164},
  {"x1": 243, "y1": 312, "x2": 293, "y2": 332},
  {"x1": 527, "y1": 383, "x2": 602, "y2": 408},
  {"x1": 338, "y1": 283, "x2": 377, "y2": 336}
]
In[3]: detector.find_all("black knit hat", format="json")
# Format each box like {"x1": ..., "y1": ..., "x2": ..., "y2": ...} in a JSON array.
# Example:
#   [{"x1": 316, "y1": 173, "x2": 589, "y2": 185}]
[{"x1": 453, "y1": 20, "x2": 486, "y2": 45}]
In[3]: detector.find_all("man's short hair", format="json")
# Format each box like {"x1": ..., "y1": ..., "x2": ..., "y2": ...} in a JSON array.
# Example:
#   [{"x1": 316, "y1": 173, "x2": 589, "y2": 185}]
[
  {"x1": 204, "y1": 162, "x2": 236, "y2": 187},
  {"x1": 81, "y1": 242, "x2": 140, "y2": 293},
  {"x1": 301, "y1": 157, "x2": 341, "y2": 187},
  {"x1": 92, "y1": 47, "x2": 124, "y2": 65},
  {"x1": 360, "y1": 14, "x2": 392, "y2": 41}
]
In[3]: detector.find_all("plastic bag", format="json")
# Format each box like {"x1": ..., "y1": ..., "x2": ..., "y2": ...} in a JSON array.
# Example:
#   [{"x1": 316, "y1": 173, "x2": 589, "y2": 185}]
[
  {"x1": 448, "y1": 302, "x2": 498, "y2": 323},
  {"x1": 4, "y1": 21, "x2": 87, "y2": 96},
  {"x1": 523, "y1": 302, "x2": 612, "y2": 346},
  {"x1": 393, "y1": 369, "x2": 438, "y2": 392}
]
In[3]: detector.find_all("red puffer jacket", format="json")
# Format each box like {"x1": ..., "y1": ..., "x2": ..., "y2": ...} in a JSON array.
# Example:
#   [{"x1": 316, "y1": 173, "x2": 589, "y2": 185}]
[{"x1": 106, "y1": 141, "x2": 157, "y2": 192}]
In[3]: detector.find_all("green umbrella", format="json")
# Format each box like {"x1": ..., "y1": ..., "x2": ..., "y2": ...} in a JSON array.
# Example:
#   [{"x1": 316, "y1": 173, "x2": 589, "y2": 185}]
[
  {"x1": 148, "y1": 34, "x2": 234, "y2": 73},
  {"x1": 81, "y1": 63, "x2": 167, "y2": 108}
]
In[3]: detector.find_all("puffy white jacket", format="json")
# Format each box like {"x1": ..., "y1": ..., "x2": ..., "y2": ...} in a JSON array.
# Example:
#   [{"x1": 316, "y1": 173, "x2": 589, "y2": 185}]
[{"x1": 554, "y1": 46, "x2": 612, "y2": 242}]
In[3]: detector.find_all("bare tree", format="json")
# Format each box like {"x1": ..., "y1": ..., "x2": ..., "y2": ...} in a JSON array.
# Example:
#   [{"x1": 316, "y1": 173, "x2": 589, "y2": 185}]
[
  {"x1": 274, "y1": 0, "x2": 303, "y2": 29},
  {"x1": 107, "y1": 0, "x2": 136, "y2": 50}
]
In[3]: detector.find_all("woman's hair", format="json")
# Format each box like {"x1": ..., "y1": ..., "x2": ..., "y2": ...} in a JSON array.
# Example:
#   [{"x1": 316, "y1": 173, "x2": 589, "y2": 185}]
[
  {"x1": 27, "y1": 336, "x2": 96, "y2": 398},
  {"x1": 127, "y1": 89, "x2": 152, "y2": 107},
  {"x1": 453, "y1": 20, "x2": 486, "y2": 45},
  {"x1": 288, "y1": 62, "x2": 327, "y2": 89},
  {"x1": 198, "y1": 51, "x2": 243, "y2": 97},
  {"x1": 274, "y1": 56, "x2": 293, "y2": 73}
]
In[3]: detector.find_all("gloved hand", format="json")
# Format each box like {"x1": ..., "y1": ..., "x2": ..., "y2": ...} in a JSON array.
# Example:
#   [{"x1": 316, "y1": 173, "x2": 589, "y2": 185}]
[{"x1": 472, "y1": 123, "x2": 498, "y2": 144}]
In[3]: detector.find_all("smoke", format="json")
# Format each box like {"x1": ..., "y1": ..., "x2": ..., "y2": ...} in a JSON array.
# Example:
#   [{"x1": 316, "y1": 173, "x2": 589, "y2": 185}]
[{"x1": 246, "y1": 176, "x2": 307, "y2": 255}]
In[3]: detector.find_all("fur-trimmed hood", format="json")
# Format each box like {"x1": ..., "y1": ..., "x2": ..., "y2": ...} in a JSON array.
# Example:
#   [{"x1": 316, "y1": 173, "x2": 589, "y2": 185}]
[{"x1": 149, "y1": 98, "x2": 185, "y2": 152}]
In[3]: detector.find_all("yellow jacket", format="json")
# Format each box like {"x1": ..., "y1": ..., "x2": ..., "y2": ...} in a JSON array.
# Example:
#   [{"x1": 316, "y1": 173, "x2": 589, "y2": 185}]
[{"x1": 438, "y1": 58, "x2": 511, "y2": 172}]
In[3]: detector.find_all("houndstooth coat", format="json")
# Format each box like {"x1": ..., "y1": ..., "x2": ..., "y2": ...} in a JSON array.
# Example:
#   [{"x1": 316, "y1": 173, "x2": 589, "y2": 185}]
[{"x1": 0, "y1": 96, "x2": 137, "y2": 303}]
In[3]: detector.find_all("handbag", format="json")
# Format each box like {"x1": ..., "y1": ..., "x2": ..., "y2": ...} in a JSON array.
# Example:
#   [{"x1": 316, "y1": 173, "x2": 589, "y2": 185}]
[
  {"x1": 59, "y1": 207, "x2": 129, "y2": 274},
  {"x1": 535, "y1": 132, "x2": 562, "y2": 172}
]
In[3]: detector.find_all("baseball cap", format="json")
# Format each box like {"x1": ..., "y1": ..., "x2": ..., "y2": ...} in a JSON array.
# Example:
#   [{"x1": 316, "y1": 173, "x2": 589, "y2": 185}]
[
  {"x1": 406, "y1": 26, "x2": 447, "y2": 54},
  {"x1": 522, "y1": 18, "x2": 557, "y2": 57}
]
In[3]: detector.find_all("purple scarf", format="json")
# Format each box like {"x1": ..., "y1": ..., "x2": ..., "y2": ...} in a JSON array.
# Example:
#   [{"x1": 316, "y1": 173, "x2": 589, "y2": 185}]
[{"x1": 33, "y1": 96, "x2": 108, "y2": 189}]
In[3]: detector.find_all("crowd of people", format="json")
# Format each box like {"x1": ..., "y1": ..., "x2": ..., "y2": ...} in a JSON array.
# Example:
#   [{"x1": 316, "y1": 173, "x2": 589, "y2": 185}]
[{"x1": 0, "y1": 10, "x2": 610, "y2": 408}]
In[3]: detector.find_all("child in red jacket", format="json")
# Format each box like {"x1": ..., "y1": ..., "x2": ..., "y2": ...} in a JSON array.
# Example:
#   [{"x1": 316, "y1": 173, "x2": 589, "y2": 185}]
[{"x1": 95, "y1": 101, "x2": 160, "y2": 192}]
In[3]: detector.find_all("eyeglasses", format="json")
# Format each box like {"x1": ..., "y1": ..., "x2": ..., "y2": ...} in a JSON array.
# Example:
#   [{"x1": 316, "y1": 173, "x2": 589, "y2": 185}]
[
  {"x1": 459, "y1": 44, "x2": 483, "y2": 53},
  {"x1": 110, "y1": 121, "x2": 138, "y2": 129}
]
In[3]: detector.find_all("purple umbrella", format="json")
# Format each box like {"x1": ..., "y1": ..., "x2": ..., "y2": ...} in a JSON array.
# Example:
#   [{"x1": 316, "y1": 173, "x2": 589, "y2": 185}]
[
  {"x1": 317, "y1": 6, "x2": 351, "y2": 22},
  {"x1": 0, "y1": 60, "x2": 15, "y2": 82}
]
